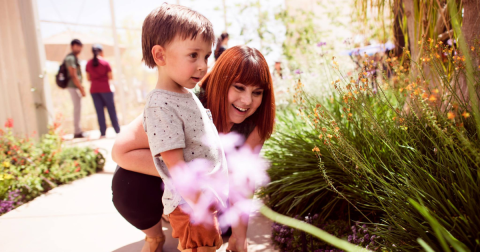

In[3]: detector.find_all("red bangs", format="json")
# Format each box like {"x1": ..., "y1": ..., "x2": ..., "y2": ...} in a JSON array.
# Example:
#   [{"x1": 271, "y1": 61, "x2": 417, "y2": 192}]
[{"x1": 234, "y1": 56, "x2": 271, "y2": 90}]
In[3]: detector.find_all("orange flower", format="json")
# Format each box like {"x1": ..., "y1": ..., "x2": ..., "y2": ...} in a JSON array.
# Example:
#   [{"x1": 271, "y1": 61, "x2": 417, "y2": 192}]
[
  {"x1": 447, "y1": 112, "x2": 455, "y2": 120},
  {"x1": 428, "y1": 95, "x2": 437, "y2": 102},
  {"x1": 312, "y1": 146, "x2": 320, "y2": 152},
  {"x1": 462, "y1": 111, "x2": 470, "y2": 118},
  {"x1": 75, "y1": 167, "x2": 81, "y2": 172},
  {"x1": 327, "y1": 134, "x2": 332, "y2": 139},
  {"x1": 319, "y1": 134, "x2": 323, "y2": 139},
  {"x1": 421, "y1": 93, "x2": 429, "y2": 99},
  {"x1": 44, "y1": 170, "x2": 49, "y2": 174}
]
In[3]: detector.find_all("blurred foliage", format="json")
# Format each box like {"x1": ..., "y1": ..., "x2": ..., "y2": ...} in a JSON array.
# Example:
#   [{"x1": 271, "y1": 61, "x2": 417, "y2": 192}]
[
  {"x1": 262, "y1": 32, "x2": 480, "y2": 251},
  {"x1": 0, "y1": 119, "x2": 105, "y2": 215}
]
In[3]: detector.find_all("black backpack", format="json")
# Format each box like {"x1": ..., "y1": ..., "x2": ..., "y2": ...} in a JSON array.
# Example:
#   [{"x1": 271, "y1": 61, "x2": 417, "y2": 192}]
[{"x1": 55, "y1": 53, "x2": 79, "y2": 89}]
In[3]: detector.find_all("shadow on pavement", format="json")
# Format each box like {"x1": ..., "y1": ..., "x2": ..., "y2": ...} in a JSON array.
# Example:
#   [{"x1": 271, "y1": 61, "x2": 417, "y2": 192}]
[
  {"x1": 246, "y1": 213, "x2": 275, "y2": 252},
  {"x1": 112, "y1": 213, "x2": 275, "y2": 252},
  {"x1": 112, "y1": 220, "x2": 180, "y2": 252}
]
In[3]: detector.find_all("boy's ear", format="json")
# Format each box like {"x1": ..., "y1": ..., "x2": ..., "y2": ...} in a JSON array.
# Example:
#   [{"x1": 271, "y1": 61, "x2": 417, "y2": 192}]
[{"x1": 152, "y1": 45, "x2": 166, "y2": 66}]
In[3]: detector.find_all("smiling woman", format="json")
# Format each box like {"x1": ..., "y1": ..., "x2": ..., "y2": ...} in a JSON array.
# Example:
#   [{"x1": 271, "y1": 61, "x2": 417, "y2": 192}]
[{"x1": 200, "y1": 45, "x2": 275, "y2": 140}]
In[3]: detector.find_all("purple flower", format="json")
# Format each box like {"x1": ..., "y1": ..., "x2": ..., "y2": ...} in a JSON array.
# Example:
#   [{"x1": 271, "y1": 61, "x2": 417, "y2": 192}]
[
  {"x1": 317, "y1": 42, "x2": 327, "y2": 47},
  {"x1": 0, "y1": 189, "x2": 23, "y2": 214},
  {"x1": 294, "y1": 69, "x2": 303, "y2": 74},
  {"x1": 364, "y1": 234, "x2": 370, "y2": 241}
]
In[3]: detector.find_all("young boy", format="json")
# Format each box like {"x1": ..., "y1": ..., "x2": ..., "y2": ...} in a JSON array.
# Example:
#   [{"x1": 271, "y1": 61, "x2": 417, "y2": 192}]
[{"x1": 141, "y1": 3, "x2": 228, "y2": 252}]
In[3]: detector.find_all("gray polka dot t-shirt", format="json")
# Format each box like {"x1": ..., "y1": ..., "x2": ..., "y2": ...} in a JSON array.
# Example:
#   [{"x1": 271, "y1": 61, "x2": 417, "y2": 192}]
[{"x1": 143, "y1": 89, "x2": 228, "y2": 215}]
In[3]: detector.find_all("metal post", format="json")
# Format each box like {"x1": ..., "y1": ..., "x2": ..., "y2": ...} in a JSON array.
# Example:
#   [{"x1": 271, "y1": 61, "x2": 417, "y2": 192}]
[
  {"x1": 222, "y1": 0, "x2": 227, "y2": 32},
  {"x1": 109, "y1": 0, "x2": 126, "y2": 125}
]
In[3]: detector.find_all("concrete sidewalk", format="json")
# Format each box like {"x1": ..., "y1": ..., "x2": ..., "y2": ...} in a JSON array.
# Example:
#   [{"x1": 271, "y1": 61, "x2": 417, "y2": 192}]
[{"x1": 0, "y1": 128, "x2": 276, "y2": 252}]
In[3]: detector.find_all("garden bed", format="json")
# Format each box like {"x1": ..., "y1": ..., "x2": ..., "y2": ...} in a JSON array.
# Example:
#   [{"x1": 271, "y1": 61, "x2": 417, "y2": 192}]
[{"x1": 0, "y1": 119, "x2": 105, "y2": 215}]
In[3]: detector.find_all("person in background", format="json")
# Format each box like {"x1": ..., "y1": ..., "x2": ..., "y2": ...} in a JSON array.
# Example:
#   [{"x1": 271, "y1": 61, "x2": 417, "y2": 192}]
[
  {"x1": 272, "y1": 61, "x2": 283, "y2": 80},
  {"x1": 85, "y1": 44, "x2": 121, "y2": 138},
  {"x1": 214, "y1": 32, "x2": 229, "y2": 61},
  {"x1": 65, "y1": 39, "x2": 86, "y2": 138}
]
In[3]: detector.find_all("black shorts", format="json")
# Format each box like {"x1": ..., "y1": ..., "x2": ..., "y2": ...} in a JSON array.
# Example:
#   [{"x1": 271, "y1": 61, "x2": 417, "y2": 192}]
[{"x1": 112, "y1": 166, "x2": 164, "y2": 230}]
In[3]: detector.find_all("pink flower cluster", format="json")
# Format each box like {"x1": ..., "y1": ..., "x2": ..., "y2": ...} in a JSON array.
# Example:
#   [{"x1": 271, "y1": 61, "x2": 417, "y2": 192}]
[{"x1": 170, "y1": 132, "x2": 270, "y2": 228}]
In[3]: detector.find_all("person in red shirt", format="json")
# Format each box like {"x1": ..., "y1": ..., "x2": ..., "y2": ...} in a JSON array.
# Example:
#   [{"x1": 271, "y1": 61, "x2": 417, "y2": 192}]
[{"x1": 85, "y1": 44, "x2": 121, "y2": 137}]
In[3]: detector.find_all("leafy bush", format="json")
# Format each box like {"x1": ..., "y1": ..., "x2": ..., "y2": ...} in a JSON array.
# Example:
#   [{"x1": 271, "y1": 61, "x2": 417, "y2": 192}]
[
  {"x1": 263, "y1": 38, "x2": 480, "y2": 251},
  {"x1": 0, "y1": 119, "x2": 105, "y2": 215}
]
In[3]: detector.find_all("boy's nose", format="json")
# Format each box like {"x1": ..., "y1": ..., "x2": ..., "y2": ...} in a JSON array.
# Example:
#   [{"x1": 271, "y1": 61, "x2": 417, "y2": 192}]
[{"x1": 198, "y1": 60, "x2": 207, "y2": 72}]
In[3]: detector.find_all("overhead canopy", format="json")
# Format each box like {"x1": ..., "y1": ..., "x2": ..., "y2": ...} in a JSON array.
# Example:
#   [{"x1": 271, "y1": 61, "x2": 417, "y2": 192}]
[
  {"x1": 43, "y1": 30, "x2": 126, "y2": 62},
  {"x1": 342, "y1": 42, "x2": 395, "y2": 56}
]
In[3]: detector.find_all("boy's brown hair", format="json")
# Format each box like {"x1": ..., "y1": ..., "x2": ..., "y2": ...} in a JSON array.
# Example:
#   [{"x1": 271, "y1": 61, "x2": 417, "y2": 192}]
[{"x1": 142, "y1": 3, "x2": 215, "y2": 68}]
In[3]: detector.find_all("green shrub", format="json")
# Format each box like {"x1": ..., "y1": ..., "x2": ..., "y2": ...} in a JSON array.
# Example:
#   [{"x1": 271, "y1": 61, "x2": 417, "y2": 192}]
[
  {"x1": 0, "y1": 120, "x2": 105, "y2": 214},
  {"x1": 263, "y1": 38, "x2": 480, "y2": 251}
]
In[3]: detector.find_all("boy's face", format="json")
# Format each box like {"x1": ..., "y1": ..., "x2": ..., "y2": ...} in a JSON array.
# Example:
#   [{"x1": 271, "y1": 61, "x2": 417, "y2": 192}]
[{"x1": 163, "y1": 35, "x2": 212, "y2": 89}]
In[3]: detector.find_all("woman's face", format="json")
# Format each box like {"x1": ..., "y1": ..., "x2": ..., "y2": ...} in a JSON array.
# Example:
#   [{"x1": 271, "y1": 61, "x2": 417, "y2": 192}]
[{"x1": 227, "y1": 82, "x2": 264, "y2": 125}]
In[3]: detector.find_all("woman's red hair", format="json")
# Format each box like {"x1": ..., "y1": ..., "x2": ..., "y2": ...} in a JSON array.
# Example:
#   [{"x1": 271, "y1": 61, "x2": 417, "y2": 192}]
[{"x1": 200, "y1": 45, "x2": 275, "y2": 141}]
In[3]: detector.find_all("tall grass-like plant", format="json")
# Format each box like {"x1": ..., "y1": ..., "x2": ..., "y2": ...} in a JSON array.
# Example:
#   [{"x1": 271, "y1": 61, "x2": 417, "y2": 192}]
[
  {"x1": 261, "y1": 108, "x2": 377, "y2": 221},
  {"x1": 289, "y1": 37, "x2": 480, "y2": 250}
]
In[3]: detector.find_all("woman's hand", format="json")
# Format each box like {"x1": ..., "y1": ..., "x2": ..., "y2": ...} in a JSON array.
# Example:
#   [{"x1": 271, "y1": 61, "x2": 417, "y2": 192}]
[
  {"x1": 111, "y1": 114, "x2": 159, "y2": 177},
  {"x1": 227, "y1": 235, "x2": 248, "y2": 252}
]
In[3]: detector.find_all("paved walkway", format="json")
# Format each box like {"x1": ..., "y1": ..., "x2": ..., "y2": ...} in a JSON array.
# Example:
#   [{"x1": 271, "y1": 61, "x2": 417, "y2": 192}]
[{"x1": 0, "y1": 128, "x2": 276, "y2": 252}]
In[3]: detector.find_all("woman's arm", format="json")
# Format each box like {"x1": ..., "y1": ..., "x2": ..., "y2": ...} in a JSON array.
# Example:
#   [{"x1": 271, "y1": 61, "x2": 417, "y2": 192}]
[
  {"x1": 243, "y1": 126, "x2": 264, "y2": 153},
  {"x1": 108, "y1": 71, "x2": 113, "y2": 80},
  {"x1": 228, "y1": 126, "x2": 264, "y2": 252},
  {"x1": 86, "y1": 72, "x2": 91, "y2": 81},
  {"x1": 111, "y1": 114, "x2": 159, "y2": 177}
]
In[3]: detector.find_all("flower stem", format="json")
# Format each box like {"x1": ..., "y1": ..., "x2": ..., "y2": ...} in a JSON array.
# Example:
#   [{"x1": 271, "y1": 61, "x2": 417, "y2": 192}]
[{"x1": 259, "y1": 205, "x2": 372, "y2": 252}]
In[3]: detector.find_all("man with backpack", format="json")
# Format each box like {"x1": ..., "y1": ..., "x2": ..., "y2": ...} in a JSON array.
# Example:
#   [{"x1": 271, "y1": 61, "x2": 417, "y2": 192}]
[{"x1": 65, "y1": 39, "x2": 86, "y2": 138}]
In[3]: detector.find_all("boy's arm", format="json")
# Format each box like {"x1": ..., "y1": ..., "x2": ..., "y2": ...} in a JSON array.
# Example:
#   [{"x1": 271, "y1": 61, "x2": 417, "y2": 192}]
[
  {"x1": 160, "y1": 149, "x2": 201, "y2": 206},
  {"x1": 111, "y1": 114, "x2": 159, "y2": 177}
]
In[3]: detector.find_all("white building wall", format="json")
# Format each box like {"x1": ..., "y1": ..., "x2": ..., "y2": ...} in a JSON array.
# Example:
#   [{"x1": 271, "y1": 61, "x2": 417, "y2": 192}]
[{"x1": 0, "y1": 0, "x2": 52, "y2": 137}]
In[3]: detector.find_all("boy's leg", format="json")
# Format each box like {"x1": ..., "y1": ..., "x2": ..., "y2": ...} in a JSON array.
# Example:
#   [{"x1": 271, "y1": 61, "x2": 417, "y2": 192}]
[
  {"x1": 91, "y1": 93, "x2": 107, "y2": 136},
  {"x1": 169, "y1": 207, "x2": 222, "y2": 252},
  {"x1": 67, "y1": 88, "x2": 82, "y2": 135}
]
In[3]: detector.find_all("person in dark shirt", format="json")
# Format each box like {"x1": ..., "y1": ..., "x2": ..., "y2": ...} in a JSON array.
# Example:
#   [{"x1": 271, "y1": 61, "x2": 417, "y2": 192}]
[
  {"x1": 65, "y1": 39, "x2": 85, "y2": 138},
  {"x1": 85, "y1": 44, "x2": 120, "y2": 138},
  {"x1": 214, "y1": 32, "x2": 229, "y2": 61}
]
